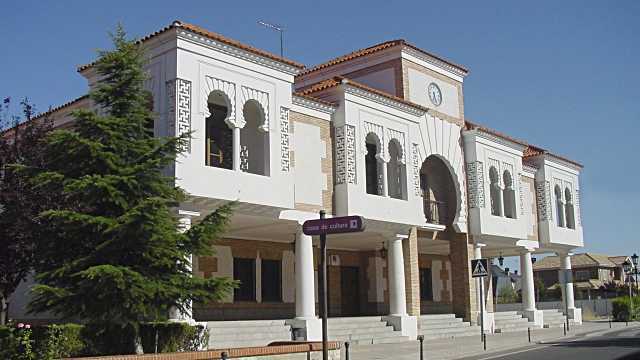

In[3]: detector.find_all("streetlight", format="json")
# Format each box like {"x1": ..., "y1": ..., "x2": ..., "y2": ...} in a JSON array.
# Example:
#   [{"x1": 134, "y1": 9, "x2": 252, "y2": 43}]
[
  {"x1": 623, "y1": 260, "x2": 633, "y2": 321},
  {"x1": 631, "y1": 254, "x2": 639, "y2": 297},
  {"x1": 498, "y1": 253, "x2": 504, "y2": 267}
]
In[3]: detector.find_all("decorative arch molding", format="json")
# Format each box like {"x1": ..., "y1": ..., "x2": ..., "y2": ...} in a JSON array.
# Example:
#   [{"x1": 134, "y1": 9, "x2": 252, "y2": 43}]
[
  {"x1": 385, "y1": 128, "x2": 406, "y2": 164},
  {"x1": 422, "y1": 153, "x2": 467, "y2": 231},
  {"x1": 202, "y1": 76, "x2": 237, "y2": 128},
  {"x1": 363, "y1": 121, "x2": 384, "y2": 156},
  {"x1": 240, "y1": 86, "x2": 270, "y2": 132}
]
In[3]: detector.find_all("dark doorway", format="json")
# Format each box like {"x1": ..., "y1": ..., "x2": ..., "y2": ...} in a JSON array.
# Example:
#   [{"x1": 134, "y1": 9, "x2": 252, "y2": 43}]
[
  {"x1": 340, "y1": 266, "x2": 361, "y2": 316},
  {"x1": 233, "y1": 258, "x2": 256, "y2": 302},
  {"x1": 419, "y1": 267, "x2": 433, "y2": 301}
]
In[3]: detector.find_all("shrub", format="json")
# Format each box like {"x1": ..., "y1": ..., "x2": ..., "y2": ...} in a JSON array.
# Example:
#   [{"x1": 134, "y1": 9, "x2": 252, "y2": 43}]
[
  {"x1": 612, "y1": 297, "x2": 639, "y2": 321},
  {"x1": 140, "y1": 322, "x2": 209, "y2": 353},
  {"x1": 0, "y1": 322, "x2": 36, "y2": 360},
  {"x1": 33, "y1": 323, "x2": 85, "y2": 359},
  {"x1": 497, "y1": 285, "x2": 519, "y2": 304},
  {"x1": 81, "y1": 322, "x2": 138, "y2": 356}
]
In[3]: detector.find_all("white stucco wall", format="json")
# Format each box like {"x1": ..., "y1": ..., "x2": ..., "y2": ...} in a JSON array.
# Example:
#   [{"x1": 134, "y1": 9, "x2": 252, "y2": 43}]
[
  {"x1": 351, "y1": 68, "x2": 397, "y2": 97},
  {"x1": 406, "y1": 68, "x2": 460, "y2": 118},
  {"x1": 293, "y1": 122, "x2": 326, "y2": 206}
]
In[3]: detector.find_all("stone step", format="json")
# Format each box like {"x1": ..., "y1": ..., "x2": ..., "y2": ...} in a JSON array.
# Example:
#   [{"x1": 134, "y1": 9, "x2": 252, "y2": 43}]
[
  {"x1": 493, "y1": 311, "x2": 519, "y2": 317},
  {"x1": 328, "y1": 321, "x2": 389, "y2": 330},
  {"x1": 421, "y1": 327, "x2": 480, "y2": 340},
  {"x1": 210, "y1": 329, "x2": 292, "y2": 342},
  {"x1": 211, "y1": 337, "x2": 291, "y2": 349},
  {"x1": 329, "y1": 325, "x2": 395, "y2": 336},
  {"x1": 419, "y1": 317, "x2": 464, "y2": 325},
  {"x1": 419, "y1": 314, "x2": 458, "y2": 320},
  {"x1": 421, "y1": 325, "x2": 480, "y2": 336},
  {"x1": 208, "y1": 324, "x2": 291, "y2": 335},
  {"x1": 327, "y1": 316, "x2": 383, "y2": 324},
  {"x1": 495, "y1": 318, "x2": 530, "y2": 326},
  {"x1": 207, "y1": 319, "x2": 288, "y2": 328},
  {"x1": 420, "y1": 321, "x2": 473, "y2": 330},
  {"x1": 332, "y1": 333, "x2": 410, "y2": 345}
]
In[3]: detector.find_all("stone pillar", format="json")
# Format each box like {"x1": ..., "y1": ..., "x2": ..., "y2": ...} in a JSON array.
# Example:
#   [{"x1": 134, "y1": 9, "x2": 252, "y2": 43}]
[
  {"x1": 559, "y1": 252, "x2": 582, "y2": 324},
  {"x1": 383, "y1": 235, "x2": 417, "y2": 339},
  {"x1": 520, "y1": 249, "x2": 543, "y2": 327},
  {"x1": 233, "y1": 126, "x2": 241, "y2": 171},
  {"x1": 403, "y1": 227, "x2": 420, "y2": 317},
  {"x1": 381, "y1": 158, "x2": 389, "y2": 197},
  {"x1": 473, "y1": 241, "x2": 494, "y2": 333},
  {"x1": 286, "y1": 227, "x2": 321, "y2": 340},
  {"x1": 169, "y1": 210, "x2": 200, "y2": 323},
  {"x1": 450, "y1": 233, "x2": 476, "y2": 323}
]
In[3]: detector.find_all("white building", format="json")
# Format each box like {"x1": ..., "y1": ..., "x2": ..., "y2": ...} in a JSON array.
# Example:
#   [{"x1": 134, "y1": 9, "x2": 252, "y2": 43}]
[{"x1": 9, "y1": 20, "x2": 585, "y2": 346}]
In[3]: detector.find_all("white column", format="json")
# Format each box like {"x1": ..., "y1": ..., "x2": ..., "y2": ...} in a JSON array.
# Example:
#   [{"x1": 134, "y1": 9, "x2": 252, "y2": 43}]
[
  {"x1": 520, "y1": 250, "x2": 536, "y2": 312},
  {"x1": 520, "y1": 248, "x2": 543, "y2": 327},
  {"x1": 233, "y1": 126, "x2": 241, "y2": 171},
  {"x1": 558, "y1": 252, "x2": 581, "y2": 324},
  {"x1": 381, "y1": 159, "x2": 389, "y2": 197},
  {"x1": 388, "y1": 237, "x2": 407, "y2": 316},
  {"x1": 169, "y1": 210, "x2": 200, "y2": 323},
  {"x1": 295, "y1": 228, "x2": 316, "y2": 320}
]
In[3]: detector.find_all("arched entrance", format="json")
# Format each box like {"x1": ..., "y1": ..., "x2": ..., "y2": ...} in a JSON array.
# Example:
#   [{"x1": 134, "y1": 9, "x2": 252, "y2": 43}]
[{"x1": 420, "y1": 155, "x2": 457, "y2": 226}]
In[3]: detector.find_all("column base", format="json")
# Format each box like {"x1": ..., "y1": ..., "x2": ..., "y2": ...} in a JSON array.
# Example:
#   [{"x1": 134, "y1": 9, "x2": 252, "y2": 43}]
[
  {"x1": 286, "y1": 318, "x2": 322, "y2": 341},
  {"x1": 522, "y1": 309, "x2": 544, "y2": 328},
  {"x1": 383, "y1": 315, "x2": 417, "y2": 340},
  {"x1": 566, "y1": 307, "x2": 582, "y2": 325},
  {"x1": 476, "y1": 312, "x2": 495, "y2": 334}
]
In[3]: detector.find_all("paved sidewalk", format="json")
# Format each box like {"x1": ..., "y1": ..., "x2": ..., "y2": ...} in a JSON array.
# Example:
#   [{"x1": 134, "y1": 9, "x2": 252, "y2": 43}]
[{"x1": 345, "y1": 321, "x2": 639, "y2": 360}]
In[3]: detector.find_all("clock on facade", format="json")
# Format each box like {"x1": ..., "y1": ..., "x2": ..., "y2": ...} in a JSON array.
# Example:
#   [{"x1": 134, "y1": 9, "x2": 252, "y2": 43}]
[{"x1": 428, "y1": 82, "x2": 442, "y2": 106}]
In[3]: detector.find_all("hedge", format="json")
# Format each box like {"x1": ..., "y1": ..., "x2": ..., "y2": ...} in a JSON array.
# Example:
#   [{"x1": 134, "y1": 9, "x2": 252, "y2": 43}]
[{"x1": 612, "y1": 296, "x2": 639, "y2": 321}]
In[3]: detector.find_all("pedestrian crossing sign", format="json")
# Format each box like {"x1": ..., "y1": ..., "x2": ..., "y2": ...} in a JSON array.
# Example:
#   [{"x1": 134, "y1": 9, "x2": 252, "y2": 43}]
[{"x1": 471, "y1": 258, "x2": 489, "y2": 278}]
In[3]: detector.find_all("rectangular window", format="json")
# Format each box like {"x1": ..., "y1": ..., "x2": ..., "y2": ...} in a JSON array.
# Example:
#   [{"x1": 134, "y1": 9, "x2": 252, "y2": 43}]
[
  {"x1": 575, "y1": 270, "x2": 591, "y2": 281},
  {"x1": 234, "y1": 258, "x2": 256, "y2": 302},
  {"x1": 419, "y1": 268, "x2": 433, "y2": 301},
  {"x1": 261, "y1": 259, "x2": 282, "y2": 302}
]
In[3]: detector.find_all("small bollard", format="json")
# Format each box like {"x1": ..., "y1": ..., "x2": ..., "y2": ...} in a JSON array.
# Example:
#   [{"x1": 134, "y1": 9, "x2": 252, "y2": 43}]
[
  {"x1": 483, "y1": 333, "x2": 487, "y2": 351},
  {"x1": 563, "y1": 322, "x2": 566, "y2": 336},
  {"x1": 528, "y1": 327, "x2": 531, "y2": 343},
  {"x1": 345, "y1": 341, "x2": 350, "y2": 360},
  {"x1": 417, "y1": 335, "x2": 424, "y2": 360},
  {"x1": 221, "y1": 351, "x2": 228, "y2": 360}
]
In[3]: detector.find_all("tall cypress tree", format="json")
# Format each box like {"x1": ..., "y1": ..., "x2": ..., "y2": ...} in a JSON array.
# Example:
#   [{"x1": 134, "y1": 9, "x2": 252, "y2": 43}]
[{"x1": 27, "y1": 25, "x2": 235, "y2": 327}]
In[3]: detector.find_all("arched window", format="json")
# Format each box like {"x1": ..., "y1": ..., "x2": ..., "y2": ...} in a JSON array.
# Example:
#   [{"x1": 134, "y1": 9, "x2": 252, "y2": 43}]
[
  {"x1": 555, "y1": 185, "x2": 565, "y2": 227},
  {"x1": 502, "y1": 170, "x2": 516, "y2": 219},
  {"x1": 387, "y1": 139, "x2": 407, "y2": 200},
  {"x1": 240, "y1": 100, "x2": 269, "y2": 175},
  {"x1": 489, "y1": 166, "x2": 502, "y2": 216},
  {"x1": 205, "y1": 91, "x2": 233, "y2": 169},
  {"x1": 365, "y1": 133, "x2": 383, "y2": 195},
  {"x1": 565, "y1": 188, "x2": 575, "y2": 229}
]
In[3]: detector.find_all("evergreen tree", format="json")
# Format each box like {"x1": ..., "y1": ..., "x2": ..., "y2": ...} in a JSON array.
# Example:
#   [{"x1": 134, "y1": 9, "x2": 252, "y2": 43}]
[
  {"x1": 0, "y1": 99, "x2": 53, "y2": 325},
  {"x1": 26, "y1": 25, "x2": 235, "y2": 328}
]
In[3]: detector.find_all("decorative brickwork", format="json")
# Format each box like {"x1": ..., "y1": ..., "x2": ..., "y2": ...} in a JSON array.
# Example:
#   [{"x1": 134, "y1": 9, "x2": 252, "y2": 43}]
[
  {"x1": 404, "y1": 227, "x2": 420, "y2": 317},
  {"x1": 166, "y1": 78, "x2": 192, "y2": 152},
  {"x1": 466, "y1": 161, "x2": 485, "y2": 208},
  {"x1": 535, "y1": 180, "x2": 552, "y2": 221},
  {"x1": 449, "y1": 233, "x2": 477, "y2": 323},
  {"x1": 335, "y1": 124, "x2": 356, "y2": 184},
  {"x1": 279, "y1": 107, "x2": 291, "y2": 172}
]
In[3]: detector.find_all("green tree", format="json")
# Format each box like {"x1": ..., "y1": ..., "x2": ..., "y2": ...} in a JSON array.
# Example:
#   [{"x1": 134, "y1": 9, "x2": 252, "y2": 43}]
[
  {"x1": 25, "y1": 25, "x2": 235, "y2": 335},
  {"x1": 0, "y1": 99, "x2": 53, "y2": 325},
  {"x1": 496, "y1": 285, "x2": 519, "y2": 304}
]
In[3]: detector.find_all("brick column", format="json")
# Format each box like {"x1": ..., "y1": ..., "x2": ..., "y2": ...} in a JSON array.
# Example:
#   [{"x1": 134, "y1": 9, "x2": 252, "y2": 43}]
[
  {"x1": 403, "y1": 227, "x2": 420, "y2": 317},
  {"x1": 449, "y1": 233, "x2": 477, "y2": 323}
]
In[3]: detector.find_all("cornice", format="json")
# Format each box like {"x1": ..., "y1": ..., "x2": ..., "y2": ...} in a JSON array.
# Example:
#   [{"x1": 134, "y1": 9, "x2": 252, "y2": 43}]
[
  {"x1": 522, "y1": 164, "x2": 539, "y2": 174},
  {"x1": 292, "y1": 95, "x2": 337, "y2": 114},
  {"x1": 462, "y1": 128, "x2": 527, "y2": 152},
  {"x1": 177, "y1": 29, "x2": 302, "y2": 76},
  {"x1": 542, "y1": 153, "x2": 583, "y2": 172},
  {"x1": 342, "y1": 83, "x2": 426, "y2": 117},
  {"x1": 402, "y1": 46, "x2": 468, "y2": 78}
]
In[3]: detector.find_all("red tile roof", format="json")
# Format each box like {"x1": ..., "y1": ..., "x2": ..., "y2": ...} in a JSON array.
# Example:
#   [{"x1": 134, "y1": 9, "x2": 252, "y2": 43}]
[
  {"x1": 78, "y1": 21, "x2": 304, "y2": 73},
  {"x1": 297, "y1": 39, "x2": 468, "y2": 77},
  {"x1": 298, "y1": 76, "x2": 430, "y2": 113},
  {"x1": 1, "y1": 95, "x2": 89, "y2": 136}
]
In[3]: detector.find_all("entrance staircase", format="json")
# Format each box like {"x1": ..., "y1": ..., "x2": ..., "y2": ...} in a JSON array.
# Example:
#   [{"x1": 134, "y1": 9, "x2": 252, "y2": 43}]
[
  {"x1": 493, "y1": 311, "x2": 534, "y2": 333},
  {"x1": 207, "y1": 320, "x2": 292, "y2": 349},
  {"x1": 419, "y1": 314, "x2": 480, "y2": 340},
  {"x1": 542, "y1": 309, "x2": 575, "y2": 328},
  {"x1": 328, "y1": 316, "x2": 409, "y2": 345}
]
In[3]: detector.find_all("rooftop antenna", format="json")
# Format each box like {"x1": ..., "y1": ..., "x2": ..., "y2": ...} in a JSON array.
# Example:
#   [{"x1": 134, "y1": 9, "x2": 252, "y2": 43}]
[{"x1": 257, "y1": 20, "x2": 284, "y2": 57}]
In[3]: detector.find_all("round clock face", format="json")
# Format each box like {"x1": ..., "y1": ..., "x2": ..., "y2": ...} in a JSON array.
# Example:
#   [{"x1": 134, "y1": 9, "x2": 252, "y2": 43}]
[{"x1": 428, "y1": 83, "x2": 442, "y2": 106}]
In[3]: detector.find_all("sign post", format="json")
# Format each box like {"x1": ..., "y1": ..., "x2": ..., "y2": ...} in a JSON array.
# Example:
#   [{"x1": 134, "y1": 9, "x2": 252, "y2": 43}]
[
  {"x1": 303, "y1": 213, "x2": 365, "y2": 360},
  {"x1": 471, "y1": 258, "x2": 489, "y2": 350}
]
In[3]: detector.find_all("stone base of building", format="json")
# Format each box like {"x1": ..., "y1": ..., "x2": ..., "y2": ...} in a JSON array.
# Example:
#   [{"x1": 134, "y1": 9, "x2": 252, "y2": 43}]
[
  {"x1": 286, "y1": 317, "x2": 323, "y2": 341},
  {"x1": 383, "y1": 315, "x2": 417, "y2": 339},
  {"x1": 567, "y1": 307, "x2": 582, "y2": 325},
  {"x1": 522, "y1": 309, "x2": 544, "y2": 328}
]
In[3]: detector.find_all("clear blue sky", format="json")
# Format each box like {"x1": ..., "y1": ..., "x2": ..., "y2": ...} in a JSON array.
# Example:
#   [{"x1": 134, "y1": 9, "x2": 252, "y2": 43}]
[{"x1": 2, "y1": 1, "x2": 639, "y2": 262}]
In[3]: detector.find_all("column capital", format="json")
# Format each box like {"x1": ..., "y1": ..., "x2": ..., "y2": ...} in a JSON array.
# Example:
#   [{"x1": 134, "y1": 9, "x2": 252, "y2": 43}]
[{"x1": 519, "y1": 247, "x2": 535, "y2": 255}]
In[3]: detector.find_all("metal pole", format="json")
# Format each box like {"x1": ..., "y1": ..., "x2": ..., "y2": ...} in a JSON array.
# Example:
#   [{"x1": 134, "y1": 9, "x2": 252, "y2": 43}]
[
  {"x1": 479, "y1": 277, "x2": 485, "y2": 346},
  {"x1": 528, "y1": 327, "x2": 531, "y2": 343},
  {"x1": 563, "y1": 322, "x2": 566, "y2": 336},
  {"x1": 418, "y1": 335, "x2": 424, "y2": 360},
  {"x1": 564, "y1": 268, "x2": 570, "y2": 332},
  {"x1": 345, "y1": 341, "x2": 350, "y2": 360},
  {"x1": 319, "y1": 210, "x2": 328, "y2": 360},
  {"x1": 280, "y1": 30, "x2": 284, "y2": 58}
]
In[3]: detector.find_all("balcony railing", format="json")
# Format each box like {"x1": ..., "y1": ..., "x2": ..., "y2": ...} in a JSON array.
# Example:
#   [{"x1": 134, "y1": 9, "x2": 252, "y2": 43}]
[{"x1": 423, "y1": 199, "x2": 448, "y2": 225}]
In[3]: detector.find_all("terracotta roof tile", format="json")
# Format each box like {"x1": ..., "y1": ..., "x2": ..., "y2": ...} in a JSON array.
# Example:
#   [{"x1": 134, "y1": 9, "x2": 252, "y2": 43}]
[
  {"x1": 298, "y1": 76, "x2": 429, "y2": 113},
  {"x1": 297, "y1": 39, "x2": 468, "y2": 77},
  {"x1": 533, "y1": 253, "x2": 618, "y2": 271},
  {"x1": 291, "y1": 92, "x2": 338, "y2": 108},
  {"x1": 78, "y1": 21, "x2": 304, "y2": 72},
  {"x1": 1, "y1": 95, "x2": 89, "y2": 136}
]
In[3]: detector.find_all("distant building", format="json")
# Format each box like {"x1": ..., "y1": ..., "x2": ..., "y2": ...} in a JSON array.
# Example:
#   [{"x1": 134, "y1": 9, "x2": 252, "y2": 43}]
[
  {"x1": 533, "y1": 253, "x2": 628, "y2": 299},
  {"x1": 491, "y1": 265, "x2": 521, "y2": 300}
]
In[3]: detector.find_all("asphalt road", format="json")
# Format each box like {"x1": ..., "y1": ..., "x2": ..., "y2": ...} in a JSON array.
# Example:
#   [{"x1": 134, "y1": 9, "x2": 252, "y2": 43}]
[{"x1": 467, "y1": 326, "x2": 640, "y2": 360}]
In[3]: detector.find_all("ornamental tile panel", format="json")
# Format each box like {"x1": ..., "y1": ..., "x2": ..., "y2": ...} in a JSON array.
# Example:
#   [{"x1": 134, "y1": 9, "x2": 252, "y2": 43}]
[
  {"x1": 536, "y1": 180, "x2": 552, "y2": 221},
  {"x1": 335, "y1": 124, "x2": 357, "y2": 184},
  {"x1": 167, "y1": 78, "x2": 192, "y2": 153},
  {"x1": 466, "y1": 161, "x2": 485, "y2": 208},
  {"x1": 279, "y1": 107, "x2": 291, "y2": 172},
  {"x1": 412, "y1": 143, "x2": 421, "y2": 196}
]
